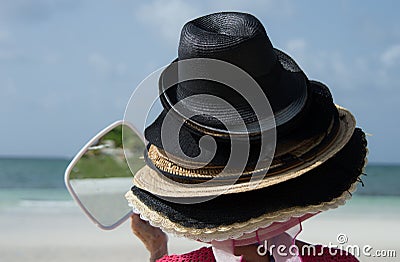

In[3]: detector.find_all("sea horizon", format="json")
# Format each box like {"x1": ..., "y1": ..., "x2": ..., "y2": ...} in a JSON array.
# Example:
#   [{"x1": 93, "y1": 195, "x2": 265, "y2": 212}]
[
  {"x1": 0, "y1": 158, "x2": 399, "y2": 210},
  {"x1": 1, "y1": 155, "x2": 399, "y2": 165}
]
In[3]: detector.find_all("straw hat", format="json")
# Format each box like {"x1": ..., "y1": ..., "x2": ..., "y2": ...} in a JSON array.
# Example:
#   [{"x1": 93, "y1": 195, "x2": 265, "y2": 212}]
[{"x1": 125, "y1": 12, "x2": 367, "y2": 242}]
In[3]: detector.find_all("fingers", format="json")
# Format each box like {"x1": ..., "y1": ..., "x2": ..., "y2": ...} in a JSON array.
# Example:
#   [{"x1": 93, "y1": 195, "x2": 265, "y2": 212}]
[
  {"x1": 130, "y1": 213, "x2": 147, "y2": 235},
  {"x1": 130, "y1": 213, "x2": 168, "y2": 257}
]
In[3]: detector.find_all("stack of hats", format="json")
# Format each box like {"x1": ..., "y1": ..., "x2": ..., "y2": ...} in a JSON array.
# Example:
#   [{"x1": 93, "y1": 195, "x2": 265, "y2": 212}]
[{"x1": 126, "y1": 12, "x2": 367, "y2": 242}]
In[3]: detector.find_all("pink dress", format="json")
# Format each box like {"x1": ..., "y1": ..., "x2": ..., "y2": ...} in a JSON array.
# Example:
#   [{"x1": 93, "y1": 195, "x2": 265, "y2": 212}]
[{"x1": 157, "y1": 246, "x2": 359, "y2": 262}]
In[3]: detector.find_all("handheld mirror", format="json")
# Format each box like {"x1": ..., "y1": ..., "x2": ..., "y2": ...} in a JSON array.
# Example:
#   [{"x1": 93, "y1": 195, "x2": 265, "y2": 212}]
[{"x1": 64, "y1": 120, "x2": 145, "y2": 229}]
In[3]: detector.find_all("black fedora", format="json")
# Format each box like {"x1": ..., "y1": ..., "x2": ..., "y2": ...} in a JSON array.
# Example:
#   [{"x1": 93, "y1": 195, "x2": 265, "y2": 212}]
[
  {"x1": 143, "y1": 12, "x2": 342, "y2": 177},
  {"x1": 158, "y1": 12, "x2": 309, "y2": 136}
]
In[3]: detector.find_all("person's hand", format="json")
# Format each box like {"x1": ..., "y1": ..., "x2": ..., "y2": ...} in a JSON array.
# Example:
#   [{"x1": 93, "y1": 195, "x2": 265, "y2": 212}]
[{"x1": 130, "y1": 213, "x2": 168, "y2": 261}]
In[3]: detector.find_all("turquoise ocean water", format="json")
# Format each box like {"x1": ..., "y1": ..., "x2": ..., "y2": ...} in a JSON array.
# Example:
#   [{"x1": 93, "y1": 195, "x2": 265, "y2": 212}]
[
  {"x1": 0, "y1": 158, "x2": 399, "y2": 212},
  {"x1": 0, "y1": 158, "x2": 72, "y2": 211}
]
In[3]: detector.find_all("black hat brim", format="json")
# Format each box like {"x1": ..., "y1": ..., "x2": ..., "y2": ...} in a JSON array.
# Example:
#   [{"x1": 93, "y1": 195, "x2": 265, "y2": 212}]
[
  {"x1": 158, "y1": 49, "x2": 309, "y2": 135},
  {"x1": 145, "y1": 81, "x2": 337, "y2": 169}
]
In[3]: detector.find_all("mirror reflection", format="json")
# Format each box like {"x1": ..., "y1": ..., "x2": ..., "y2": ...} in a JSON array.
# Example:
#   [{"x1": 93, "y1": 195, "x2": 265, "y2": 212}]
[{"x1": 66, "y1": 121, "x2": 145, "y2": 229}]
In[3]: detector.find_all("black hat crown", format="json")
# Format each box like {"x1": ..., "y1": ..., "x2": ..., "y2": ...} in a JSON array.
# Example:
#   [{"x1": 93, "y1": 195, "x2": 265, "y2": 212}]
[
  {"x1": 178, "y1": 12, "x2": 277, "y2": 76},
  {"x1": 159, "y1": 12, "x2": 309, "y2": 135}
]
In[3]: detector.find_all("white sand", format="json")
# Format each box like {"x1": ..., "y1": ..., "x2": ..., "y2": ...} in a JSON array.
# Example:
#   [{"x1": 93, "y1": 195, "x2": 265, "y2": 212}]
[
  {"x1": 0, "y1": 196, "x2": 398, "y2": 261},
  {"x1": 0, "y1": 205, "x2": 203, "y2": 262}
]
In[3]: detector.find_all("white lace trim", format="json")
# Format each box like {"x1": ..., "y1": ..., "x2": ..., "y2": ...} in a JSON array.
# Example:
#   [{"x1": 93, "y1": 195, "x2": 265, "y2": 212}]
[{"x1": 125, "y1": 181, "x2": 358, "y2": 242}]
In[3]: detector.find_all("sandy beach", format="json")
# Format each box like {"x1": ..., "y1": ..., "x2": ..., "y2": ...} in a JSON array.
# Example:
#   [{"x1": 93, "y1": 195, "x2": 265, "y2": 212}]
[
  {"x1": 0, "y1": 202, "x2": 203, "y2": 262},
  {"x1": 0, "y1": 195, "x2": 398, "y2": 262}
]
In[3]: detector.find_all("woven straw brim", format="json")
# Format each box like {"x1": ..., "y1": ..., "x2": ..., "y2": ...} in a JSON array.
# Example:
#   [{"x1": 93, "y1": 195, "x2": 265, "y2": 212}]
[{"x1": 133, "y1": 106, "x2": 355, "y2": 197}]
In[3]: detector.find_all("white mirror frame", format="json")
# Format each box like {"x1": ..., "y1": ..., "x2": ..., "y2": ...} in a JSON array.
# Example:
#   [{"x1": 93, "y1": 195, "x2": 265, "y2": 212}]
[{"x1": 64, "y1": 120, "x2": 144, "y2": 230}]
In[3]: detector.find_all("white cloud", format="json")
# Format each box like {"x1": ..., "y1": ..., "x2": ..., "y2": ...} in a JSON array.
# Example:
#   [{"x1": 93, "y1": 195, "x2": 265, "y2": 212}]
[
  {"x1": 134, "y1": 0, "x2": 297, "y2": 45},
  {"x1": 286, "y1": 38, "x2": 306, "y2": 51},
  {"x1": 285, "y1": 38, "x2": 307, "y2": 61},
  {"x1": 0, "y1": 0, "x2": 81, "y2": 23},
  {"x1": 0, "y1": 78, "x2": 17, "y2": 112},
  {"x1": 0, "y1": 49, "x2": 23, "y2": 61},
  {"x1": 88, "y1": 53, "x2": 127, "y2": 77},
  {"x1": 283, "y1": 40, "x2": 374, "y2": 93},
  {"x1": 380, "y1": 44, "x2": 400, "y2": 67},
  {"x1": 0, "y1": 28, "x2": 10, "y2": 43},
  {"x1": 3, "y1": 78, "x2": 16, "y2": 95},
  {"x1": 88, "y1": 53, "x2": 109, "y2": 73},
  {"x1": 210, "y1": 0, "x2": 294, "y2": 17},
  {"x1": 42, "y1": 53, "x2": 61, "y2": 64},
  {"x1": 135, "y1": 0, "x2": 198, "y2": 44},
  {"x1": 115, "y1": 63, "x2": 127, "y2": 76}
]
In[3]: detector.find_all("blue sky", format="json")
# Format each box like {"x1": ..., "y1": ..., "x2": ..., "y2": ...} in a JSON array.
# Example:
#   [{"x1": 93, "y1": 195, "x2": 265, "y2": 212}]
[{"x1": 1, "y1": 0, "x2": 399, "y2": 163}]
